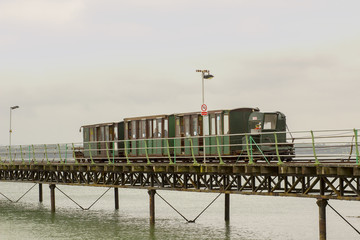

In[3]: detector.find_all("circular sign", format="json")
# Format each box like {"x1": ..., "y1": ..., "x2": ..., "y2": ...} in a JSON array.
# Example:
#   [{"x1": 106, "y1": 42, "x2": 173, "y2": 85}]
[{"x1": 201, "y1": 104, "x2": 207, "y2": 111}]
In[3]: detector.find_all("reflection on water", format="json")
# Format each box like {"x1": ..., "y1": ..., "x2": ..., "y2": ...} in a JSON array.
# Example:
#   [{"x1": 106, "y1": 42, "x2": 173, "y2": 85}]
[{"x1": 0, "y1": 182, "x2": 359, "y2": 240}]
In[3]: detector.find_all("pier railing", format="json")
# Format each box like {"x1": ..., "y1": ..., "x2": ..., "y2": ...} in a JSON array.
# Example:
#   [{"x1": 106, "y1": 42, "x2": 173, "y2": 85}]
[{"x1": 0, "y1": 129, "x2": 359, "y2": 165}]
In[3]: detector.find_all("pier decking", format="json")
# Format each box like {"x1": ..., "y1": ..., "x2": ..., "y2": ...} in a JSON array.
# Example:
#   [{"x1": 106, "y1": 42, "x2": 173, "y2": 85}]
[{"x1": 0, "y1": 162, "x2": 359, "y2": 200}]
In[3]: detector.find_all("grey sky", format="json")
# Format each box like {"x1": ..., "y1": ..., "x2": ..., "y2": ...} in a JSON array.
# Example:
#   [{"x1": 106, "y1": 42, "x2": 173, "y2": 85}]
[{"x1": 1, "y1": 0, "x2": 360, "y2": 145}]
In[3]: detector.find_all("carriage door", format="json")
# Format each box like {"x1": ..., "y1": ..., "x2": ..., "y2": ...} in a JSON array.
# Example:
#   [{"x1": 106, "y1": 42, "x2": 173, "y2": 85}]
[
  {"x1": 105, "y1": 125, "x2": 111, "y2": 155},
  {"x1": 175, "y1": 116, "x2": 182, "y2": 155},
  {"x1": 202, "y1": 115, "x2": 210, "y2": 154},
  {"x1": 125, "y1": 121, "x2": 130, "y2": 157},
  {"x1": 97, "y1": 126, "x2": 105, "y2": 157},
  {"x1": 113, "y1": 124, "x2": 118, "y2": 156},
  {"x1": 191, "y1": 115, "x2": 199, "y2": 155},
  {"x1": 130, "y1": 121, "x2": 138, "y2": 156},
  {"x1": 83, "y1": 127, "x2": 90, "y2": 158},
  {"x1": 184, "y1": 116, "x2": 191, "y2": 155},
  {"x1": 139, "y1": 120, "x2": 147, "y2": 156},
  {"x1": 210, "y1": 114, "x2": 216, "y2": 155},
  {"x1": 163, "y1": 118, "x2": 168, "y2": 155},
  {"x1": 147, "y1": 119, "x2": 153, "y2": 155},
  {"x1": 216, "y1": 113, "x2": 223, "y2": 155},
  {"x1": 223, "y1": 113, "x2": 230, "y2": 154},
  {"x1": 154, "y1": 118, "x2": 163, "y2": 155},
  {"x1": 89, "y1": 127, "x2": 97, "y2": 157}
]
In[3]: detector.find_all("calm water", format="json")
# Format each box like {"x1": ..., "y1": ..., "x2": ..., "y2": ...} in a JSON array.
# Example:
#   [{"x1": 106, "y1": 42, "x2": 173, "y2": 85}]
[{"x1": 0, "y1": 182, "x2": 359, "y2": 240}]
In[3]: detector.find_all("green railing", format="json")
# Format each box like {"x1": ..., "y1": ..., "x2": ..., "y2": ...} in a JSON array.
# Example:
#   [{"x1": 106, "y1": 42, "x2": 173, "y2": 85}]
[{"x1": 0, "y1": 129, "x2": 359, "y2": 165}]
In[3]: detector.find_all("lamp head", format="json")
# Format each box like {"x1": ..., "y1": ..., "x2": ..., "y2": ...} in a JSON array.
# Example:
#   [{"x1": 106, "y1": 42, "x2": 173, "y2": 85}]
[
  {"x1": 203, "y1": 74, "x2": 214, "y2": 79},
  {"x1": 11, "y1": 106, "x2": 19, "y2": 110}
]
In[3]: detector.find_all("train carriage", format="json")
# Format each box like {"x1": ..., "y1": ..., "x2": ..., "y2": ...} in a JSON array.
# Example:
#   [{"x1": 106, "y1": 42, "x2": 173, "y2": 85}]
[
  {"x1": 124, "y1": 114, "x2": 169, "y2": 158},
  {"x1": 80, "y1": 107, "x2": 293, "y2": 163},
  {"x1": 82, "y1": 122, "x2": 124, "y2": 161}
]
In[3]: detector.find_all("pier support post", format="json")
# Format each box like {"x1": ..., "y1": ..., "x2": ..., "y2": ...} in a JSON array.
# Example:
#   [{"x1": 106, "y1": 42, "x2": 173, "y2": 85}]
[
  {"x1": 316, "y1": 199, "x2": 328, "y2": 240},
  {"x1": 225, "y1": 193, "x2": 230, "y2": 222},
  {"x1": 39, "y1": 183, "x2": 43, "y2": 203},
  {"x1": 49, "y1": 184, "x2": 56, "y2": 212},
  {"x1": 114, "y1": 187, "x2": 119, "y2": 210},
  {"x1": 148, "y1": 189, "x2": 156, "y2": 225}
]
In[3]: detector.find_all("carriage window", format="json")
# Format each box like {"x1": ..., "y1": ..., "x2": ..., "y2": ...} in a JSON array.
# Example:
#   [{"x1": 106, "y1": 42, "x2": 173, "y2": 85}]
[
  {"x1": 180, "y1": 117, "x2": 184, "y2": 136},
  {"x1": 264, "y1": 114, "x2": 277, "y2": 130},
  {"x1": 164, "y1": 119, "x2": 168, "y2": 137},
  {"x1": 131, "y1": 121, "x2": 137, "y2": 139},
  {"x1": 184, "y1": 116, "x2": 190, "y2": 137},
  {"x1": 141, "y1": 120, "x2": 146, "y2": 138},
  {"x1": 109, "y1": 126, "x2": 114, "y2": 140},
  {"x1": 216, "y1": 114, "x2": 222, "y2": 135},
  {"x1": 89, "y1": 128, "x2": 94, "y2": 141},
  {"x1": 114, "y1": 125, "x2": 118, "y2": 140},
  {"x1": 94, "y1": 128, "x2": 97, "y2": 142},
  {"x1": 175, "y1": 117, "x2": 180, "y2": 137},
  {"x1": 224, "y1": 114, "x2": 229, "y2": 134},
  {"x1": 191, "y1": 115, "x2": 198, "y2": 136},
  {"x1": 90, "y1": 127, "x2": 97, "y2": 141},
  {"x1": 99, "y1": 127, "x2": 104, "y2": 141},
  {"x1": 157, "y1": 118, "x2": 162, "y2": 138},
  {"x1": 148, "y1": 120, "x2": 153, "y2": 138},
  {"x1": 96, "y1": 127, "x2": 102, "y2": 142},
  {"x1": 175, "y1": 117, "x2": 181, "y2": 137},
  {"x1": 203, "y1": 115, "x2": 209, "y2": 135},
  {"x1": 113, "y1": 125, "x2": 118, "y2": 150},
  {"x1": 105, "y1": 126, "x2": 109, "y2": 141},
  {"x1": 126, "y1": 122, "x2": 131, "y2": 139},
  {"x1": 96, "y1": 127, "x2": 101, "y2": 141},
  {"x1": 211, "y1": 115, "x2": 216, "y2": 135},
  {"x1": 83, "y1": 128, "x2": 89, "y2": 142},
  {"x1": 198, "y1": 115, "x2": 202, "y2": 135},
  {"x1": 153, "y1": 119, "x2": 157, "y2": 138}
]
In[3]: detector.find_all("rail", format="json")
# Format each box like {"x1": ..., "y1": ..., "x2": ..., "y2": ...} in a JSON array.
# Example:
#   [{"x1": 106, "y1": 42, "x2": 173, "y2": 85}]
[{"x1": 0, "y1": 129, "x2": 359, "y2": 165}]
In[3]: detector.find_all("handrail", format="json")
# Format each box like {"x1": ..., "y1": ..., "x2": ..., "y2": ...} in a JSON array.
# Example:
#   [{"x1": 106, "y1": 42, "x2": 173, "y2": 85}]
[{"x1": 1, "y1": 129, "x2": 360, "y2": 165}]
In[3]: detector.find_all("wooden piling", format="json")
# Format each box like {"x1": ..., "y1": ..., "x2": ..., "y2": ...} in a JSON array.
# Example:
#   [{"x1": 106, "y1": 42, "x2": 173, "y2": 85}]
[
  {"x1": 39, "y1": 183, "x2": 43, "y2": 203},
  {"x1": 148, "y1": 189, "x2": 156, "y2": 225},
  {"x1": 225, "y1": 193, "x2": 230, "y2": 222},
  {"x1": 317, "y1": 199, "x2": 328, "y2": 240},
  {"x1": 49, "y1": 184, "x2": 56, "y2": 212},
  {"x1": 114, "y1": 187, "x2": 119, "y2": 210}
]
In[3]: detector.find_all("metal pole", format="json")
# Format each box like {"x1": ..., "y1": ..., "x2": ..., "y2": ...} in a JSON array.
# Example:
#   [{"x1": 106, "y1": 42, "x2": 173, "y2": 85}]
[
  {"x1": 39, "y1": 183, "x2": 43, "y2": 202},
  {"x1": 9, "y1": 108, "x2": 12, "y2": 147},
  {"x1": 49, "y1": 184, "x2": 56, "y2": 212},
  {"x1": 225, "y1": 193, "x2": 230, "y2": 222},
  {"x1": 148, "y1": 189, "x2": 156, "y2": 225},
  {"x1": 9, "y1": 106, "x2": 19, "y2": 147},
  {"x1": 202, "y1": 72, "x2": 205, "y2": 106},
  {"x1": 114, "y1": 187, "x2": 119, "y2": 210},
  {"x1": 317, "y1": 199, "x2": 328, "y2": 240},
  {"x1": 202, "y1": 72, "x2": 206, "y2": 164}
]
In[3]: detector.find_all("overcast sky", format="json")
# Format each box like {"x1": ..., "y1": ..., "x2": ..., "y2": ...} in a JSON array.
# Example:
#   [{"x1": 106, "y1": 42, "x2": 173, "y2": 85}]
[{"x1": 1, "y1": 0, "x2": 360, "y2": 145}]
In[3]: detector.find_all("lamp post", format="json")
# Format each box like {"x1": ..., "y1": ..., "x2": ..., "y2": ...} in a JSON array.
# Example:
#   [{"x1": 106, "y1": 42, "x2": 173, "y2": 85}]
[
  {"x1": 196, "y1": 70, "x2": 214, "y2": 164},
  {"x1": 9, "y1": 105, "x2": 19, "y2": 147}
]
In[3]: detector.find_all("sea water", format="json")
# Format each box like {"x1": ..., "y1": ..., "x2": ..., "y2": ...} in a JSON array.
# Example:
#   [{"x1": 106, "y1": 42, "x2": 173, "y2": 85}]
[{"x1": 0, "y1": 182, "x2": 359, "y2": 240}]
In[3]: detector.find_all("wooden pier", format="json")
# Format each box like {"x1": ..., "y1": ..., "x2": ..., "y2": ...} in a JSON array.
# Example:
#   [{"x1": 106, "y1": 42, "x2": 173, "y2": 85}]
[{"x1": 0, "y1": 162, "x2": 359, "y2": 239}]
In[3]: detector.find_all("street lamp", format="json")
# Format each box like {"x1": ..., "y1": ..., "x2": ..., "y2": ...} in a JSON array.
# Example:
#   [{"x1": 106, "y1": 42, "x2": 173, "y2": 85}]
[
  {"x1": 196, "y1": 70, "x2": 214, "y2": 164},
  {"x1": 9, "y1": 105, "x2": 19, "y2": 147}
]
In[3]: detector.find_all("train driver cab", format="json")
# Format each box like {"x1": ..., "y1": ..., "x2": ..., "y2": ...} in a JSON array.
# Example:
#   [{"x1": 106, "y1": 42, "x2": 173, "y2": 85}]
[{"x1": 248, "y1": 112, "x2": 286, "y2": 134}]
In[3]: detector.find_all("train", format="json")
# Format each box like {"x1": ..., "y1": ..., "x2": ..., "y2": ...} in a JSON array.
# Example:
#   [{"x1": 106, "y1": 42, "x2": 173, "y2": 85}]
[{"x1": 79, "y1": 107, "x2": 294, "y2": 163}]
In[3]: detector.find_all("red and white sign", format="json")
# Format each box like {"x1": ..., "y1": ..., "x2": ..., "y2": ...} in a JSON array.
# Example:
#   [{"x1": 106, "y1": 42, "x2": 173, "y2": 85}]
[
  {"x1": 201, "y1": 104, "x2": 207, "y2": 111},
  {"x1": 201, "y1": 104, "x2": 208, "y2": 116}
]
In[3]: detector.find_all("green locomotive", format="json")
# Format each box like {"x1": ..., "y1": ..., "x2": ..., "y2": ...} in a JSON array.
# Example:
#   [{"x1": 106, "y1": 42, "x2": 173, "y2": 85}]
[{"x1": 81, "y1": 108, "x2": 293, "y2": 162}]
